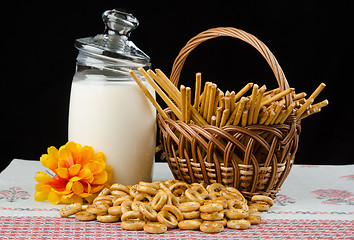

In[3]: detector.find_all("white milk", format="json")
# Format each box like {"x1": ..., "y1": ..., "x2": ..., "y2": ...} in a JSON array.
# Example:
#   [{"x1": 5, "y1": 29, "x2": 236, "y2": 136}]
[{"x1": 68, "y1": 72, "x2": 156, "y2": 185}]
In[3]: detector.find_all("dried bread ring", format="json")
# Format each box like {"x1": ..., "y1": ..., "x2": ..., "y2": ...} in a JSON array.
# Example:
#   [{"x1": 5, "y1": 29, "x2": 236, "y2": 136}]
[
  {"x1": 121, "y1": 210, "x2": 144, "y2": 221},
  {"x1": 251, "y1": 195, "x2": 274, "y2": 206},
  {"x1": 144, "y1": 222, "x2": 168, "y2": 234},
  {"x1": 211, "y1": 218, "x2": 228, "y2": 227},
  {"x1": 178, "y1": 219, "x2": 202, "y2": 230},
  {"x1": 137, "y1": 185, "x2": 157, "y2": 196},
  {"x1": 129, "y1": 185, "x2": 139, "y2": 198},
  {"x1": 182, "y1": 210, "x2": 200, "y2": 219},
  {"x1": 59, "y1": 203, "x2": 82, "y2": 217},
  {"x1": 178, "y1": 201, "x2": 201, "y2": 212},
  {"x1": 75, "y1": 211, "x2": 96, "y2": 221},
  {"x1": 139, "y1": 181, "x2": 159, "y2": 190},
  {"x1": 98, "y1": 187, "x2": 110, "y2": 196},
  {"x1": 131, "y1": 201, "x2": 143, "y2": 212},
  {"x1": 225, "y1": 209, "x2": 249, "y2": 220},
  {"x1": 177, "y1": 195, "x2": 190, "y2": 203},
  {"x1": 139, "y1": 203, "x2": 158, "y2": 221},
  {"x1": 190, "y1": 183, "x2": 208, "y2": 196},
  {"x1": 227, "y1": 199, "x2": 248, "y2": 211},
  {"x1": 86, "y1": 203, "x2": 109, "y2": 215},
  {"x1": 108, "y1": 206, "x2": 122, "y2": 216},
  {"x1": 121, "y1": 200, "x2": 133, "y2": 214},
  {"x1": 110, "y1": 190, "x2": 129, "y2": 197},
  {"x1": 168, "y1": 182, "x2": 189, "y2": 193},
  {"x1": 81, "y1": 204, "x2": 89, "y2": 210},
  {"x1": 96, "y1": 214, "x2": 120, "y2": 223},
  {"x1": 249, "y1": 201, "x2": 270, "y2": 212},
  {"x1": 93, "y1": 200, "x2": 113, "y2": 207},
  {"x1": 200, "y1": 211, "x2": 224, "y2": 221},
  {"x1": 93, "y1": 195, "x2": 114, "y2": 203},
  {"x1": 206, "y1": 183, "x2": 226, "y2": 196},
  {"x1": 166, "y1": 192, "x2": 179, "y2": 206},
  {"x1": 227, "y1": 219, "x2": 251, "y2": 230},
  {"x1": 110, "y1": 183, "x2": 130, "y2": 194},
  {"x1": 113, "y1": 195, "x2": 133, "y2": 206},
  {"x1": 204, "y1": 198, "x2": 228, "y2": 209},
  {"x1": 157, "y1": 210, "x2": 178, "y2": 228},
  {"x1": 172, "y1": 188, "x2": 184, "y2": 197},
  {"x1": 150, "y1": 191, "x2": 168, "y2": 211},
  {"x1": 200, "y1": 221, "x2": 224, "y2": 233},
  {"x1": 134, "y1": 193, "x2": 153, "y2": 203},
  {"x1": 200, "y1": 202, "x2": 223, "y2": 213},
  {"x1": 121, "y1": 219, "x2": 145, "y2": 231},
  {"x1": 161, "y1": 204, "x2": 184, "y2": 222},
  {"x1": 226, "y1": 187, "x2": 246, "y2": 202},
  {"x1": 185, "y1": 189, "x2": 204, "y2": 204},
  {"x1": 246, "y1": 214, "x2": 262, "y2": 225}
]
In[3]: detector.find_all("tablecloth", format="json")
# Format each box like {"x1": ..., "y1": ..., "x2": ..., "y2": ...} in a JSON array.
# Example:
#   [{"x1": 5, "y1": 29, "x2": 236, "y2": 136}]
[{"x1": 1, "y1": 159, "x2": 353, "y2": 239}]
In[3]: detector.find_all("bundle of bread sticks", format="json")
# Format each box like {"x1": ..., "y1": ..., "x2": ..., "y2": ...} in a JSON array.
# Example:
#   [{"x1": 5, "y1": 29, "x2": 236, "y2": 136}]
[{"x1": 129, "y1": 67, "x2": 328, "y2": 127}]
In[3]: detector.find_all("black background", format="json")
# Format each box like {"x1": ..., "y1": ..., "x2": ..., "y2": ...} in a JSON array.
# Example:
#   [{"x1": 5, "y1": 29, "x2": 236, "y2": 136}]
[{"x1": 1, "y1": 1, "x2": 353, "y2": 172}]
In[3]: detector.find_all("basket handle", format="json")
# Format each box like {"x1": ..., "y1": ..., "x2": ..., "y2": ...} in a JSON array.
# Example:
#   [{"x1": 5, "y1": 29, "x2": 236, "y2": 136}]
[{"x1": 170, "y1": 27, "x2": 292, "y2": 105}]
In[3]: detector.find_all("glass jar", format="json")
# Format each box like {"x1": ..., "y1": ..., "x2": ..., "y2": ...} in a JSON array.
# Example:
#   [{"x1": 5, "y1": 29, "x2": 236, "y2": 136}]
[{"x1": 68, "y1": 9, "x2": 156, "y2": 185}]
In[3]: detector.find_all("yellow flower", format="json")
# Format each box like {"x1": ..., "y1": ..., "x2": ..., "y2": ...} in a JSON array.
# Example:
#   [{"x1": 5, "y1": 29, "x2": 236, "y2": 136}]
[{"x1": 35, "y1": 141, "x2": 112, "y2": 204}]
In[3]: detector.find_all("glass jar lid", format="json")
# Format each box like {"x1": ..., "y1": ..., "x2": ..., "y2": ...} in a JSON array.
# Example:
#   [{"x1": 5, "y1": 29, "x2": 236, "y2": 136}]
[{"x1": 75, "y1": 9, "x2": 150, "y2": 70}]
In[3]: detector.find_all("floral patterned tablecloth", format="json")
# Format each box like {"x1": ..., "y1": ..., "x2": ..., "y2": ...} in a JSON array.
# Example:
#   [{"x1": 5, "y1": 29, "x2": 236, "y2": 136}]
[{"x1": 1, "y1": 159, "x2": 353, "y2": 239}]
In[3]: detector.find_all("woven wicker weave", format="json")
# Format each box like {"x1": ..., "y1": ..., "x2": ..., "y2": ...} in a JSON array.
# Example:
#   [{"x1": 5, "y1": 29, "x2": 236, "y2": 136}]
[{"x1": 157, "y1": 27, "x2": 301, "y2": 200}]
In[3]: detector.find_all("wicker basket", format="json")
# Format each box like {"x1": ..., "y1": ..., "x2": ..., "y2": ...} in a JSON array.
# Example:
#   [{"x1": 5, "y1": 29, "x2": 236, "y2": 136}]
[{"x1": 157, "y1": 27, "x2": 301, "y2": 200}]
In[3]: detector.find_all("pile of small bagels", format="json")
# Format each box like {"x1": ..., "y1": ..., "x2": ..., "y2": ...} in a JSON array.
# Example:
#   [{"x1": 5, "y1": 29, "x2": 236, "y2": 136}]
[{"x1": 59, "y1": 179, "x2": 274, "y2": 234}]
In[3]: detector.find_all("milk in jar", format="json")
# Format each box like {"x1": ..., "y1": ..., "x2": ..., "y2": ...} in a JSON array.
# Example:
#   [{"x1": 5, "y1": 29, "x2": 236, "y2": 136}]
[{"x1": 68, "y1": 9, "x2": 155, "y2": 185}]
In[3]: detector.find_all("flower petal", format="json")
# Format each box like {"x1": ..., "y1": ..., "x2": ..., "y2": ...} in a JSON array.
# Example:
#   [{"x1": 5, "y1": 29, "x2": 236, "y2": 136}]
[
  {"x1": 40, "y1": 153, "x2": 58, "y2": 172},
  {"x1": 48, "y1": 176, "x2": 67, "y2": 192},
  {"x1": 66, "y1": 181, "x2": 73, "y2": 192},
  {"x1": 69, "y1": 164, "x2": 81, "y2": 177},
  {"x1": 34, "y1": 191, "x2": 48, "y2": 202},
  {"x1": 58, "y1": 146, "x2": 74, "y2": 168},
  {"x1": 91, "y1": 171, "x2": 107, "y2": 185},
  {"x1": 35, "y1": 183, "x2": 51, "y2": 192},
  {"x1": 105, "y1": 165, "x2": 113, "y2": 185},
  {"x1": 86, "y1": 161, "x2": 105, "y2": 175},
  {"x1": 90, "y1": 185, "x2": 105, "y2": 194},
  {"x1": 48, "y1": 191, "x2": 61, "y2": 204},
  {"x1": 85, "y1": 194, "x2": 98, "y2": 204},
  {"x1": 65, "y1": 141, "x2": 80, "y2": 162},
  {"x1": 72, "y1": 181, "x2": 84, "y2": 195},
  {"x1": 70, "y1": 176, "x2": 82, "y2": 182},
  {"x1": 79, "y1": 167, "x2": 93, "y2": 182},
  {"x1": 34, "y1": 172, "x2": 52, "y2": 183},
  {"x1": 93, "y1": 152, "x2": 106, "y2": 163},
  {"x1": 78, "y1": 146, "x2": 94, "y2": 165},
  {"x1": 71, "y1": 194, "x2": 83, "y2": 204},
  {"x1": 56, "y1": 168, "x2": 69, "y2": 179},
  {"x1": 78, "y1": 192, "x2": 91, "y2": 198}
]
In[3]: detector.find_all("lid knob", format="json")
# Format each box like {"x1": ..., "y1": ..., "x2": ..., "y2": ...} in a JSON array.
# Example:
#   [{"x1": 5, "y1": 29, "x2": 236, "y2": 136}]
[{"x1": 102, "y1": 9, "x2": 139, "y2": 37}]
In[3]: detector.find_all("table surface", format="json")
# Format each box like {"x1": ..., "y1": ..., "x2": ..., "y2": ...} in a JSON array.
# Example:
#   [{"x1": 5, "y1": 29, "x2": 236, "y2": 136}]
[{"x1": 1, "y1": 159, "x2": 353, "y2": 239}]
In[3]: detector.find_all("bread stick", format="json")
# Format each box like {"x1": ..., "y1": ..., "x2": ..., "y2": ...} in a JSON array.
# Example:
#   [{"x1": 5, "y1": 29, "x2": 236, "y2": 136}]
[
  {"x1": 235, "y1": 83, "x2": 253, "y2": 101},
  {"x1": 308, "y1": 83, "x2": 326, "y2": 101},
  {"x1": 252, "y1": 85, "x2": 266, "y2": 124},
  {"x1": 181, "y1": 85, "x2": 186, "y2": 122},
  {"x1": 193, "y1": 73, "x2": 202, "y2": 110},
  {"x1": 207, "y1": 84, "x2": 217, "y2": 123},
  {"x1": 202, "y1": 82, "x2": 212, "y2": 119},
  {"x1": 261, "y1": 88, "x2": 294, "y2": 106},
  {"x1": 220, "y1": 109, "x2": 230, "y2": 127},
  {"x1": 295, "y1": 98, "x2": 314, "y2": 120},
  {"x1": 215, "y1": 107, "x2": 223, "y2": 127},
  {"x1": 233, "y1": 97, "x2": 247, "y2": 126},
  {"x1": 129, "y1": 70, "x2": 168, "y2": 119},
  {"x1": 248, "y1": 84, "x2": 259, "y2": 125},
  {"x1": 186, "y1": 87, "x2": 192, "y2": 123}
]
